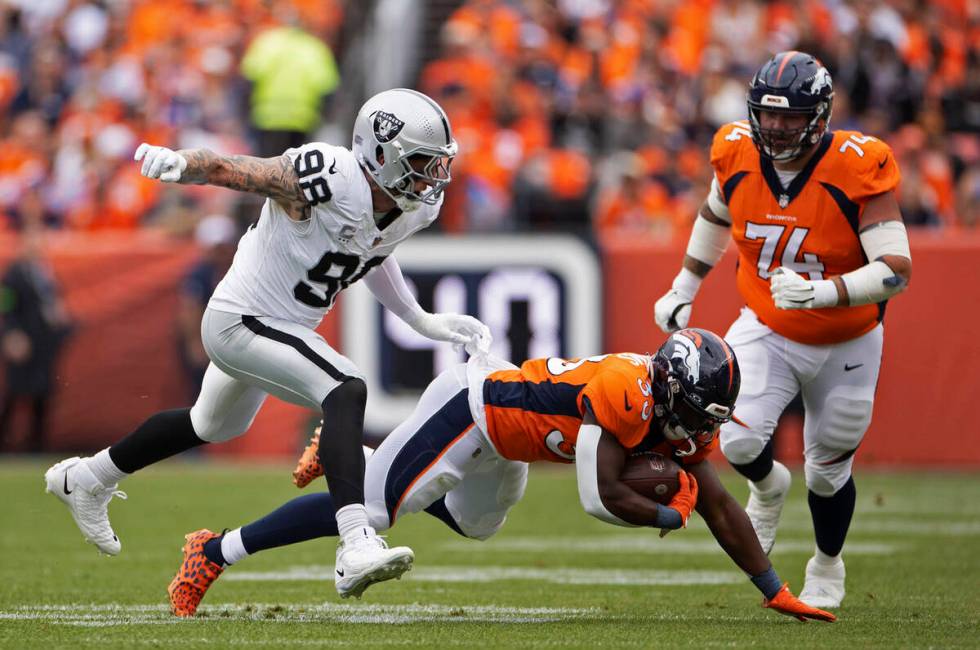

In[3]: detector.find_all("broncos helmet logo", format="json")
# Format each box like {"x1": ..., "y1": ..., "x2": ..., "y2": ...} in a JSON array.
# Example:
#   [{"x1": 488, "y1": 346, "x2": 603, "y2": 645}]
[
  {"x1": 670, "y1": 332, "x2": 701, "y2": 383},
  {"x1": 808, "y1": 67, "x2": 833, "y2": 95}
]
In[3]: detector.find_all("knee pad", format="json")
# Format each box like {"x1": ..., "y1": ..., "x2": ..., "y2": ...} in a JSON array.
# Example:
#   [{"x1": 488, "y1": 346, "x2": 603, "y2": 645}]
[
  {"x1": 189, "y1": 406, "x2": 253, "y2": 443},
  {"x1": 454, "y1": 512, "x2": 506, "y2": 541},
  {"x1": 817, "y1": 396, "x2": 872, "y2": 452},
  {"x1": 805, "y1": 460, "x2": 854, "y2": 497},
  {"x1": 398, "y1": 471, "x2": 461, "y2": 519},
  {"x1": 721, "y1": 436, "x2": 766, "y2": 466},
  {"x1": 719, "y1": 400, "x2": 773, "y2": 465},
  {"x1": 495, "y1": 462, "x2": 528, "y2": 509}
]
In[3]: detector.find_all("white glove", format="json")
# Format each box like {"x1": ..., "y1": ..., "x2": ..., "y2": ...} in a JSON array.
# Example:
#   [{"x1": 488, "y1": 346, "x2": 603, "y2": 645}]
[
  {"x1": 410, "y1": 312, "x2": 492, "y2": 356},
  {"x1": 134, "y1": 143, "x2": 187, "y2": 183},
  {"x1": 654, "y1": 268, "x2": 702, "y2": 333},
  {"x1": 770, "y1": 267, "x2": 838, "y2": 310}
]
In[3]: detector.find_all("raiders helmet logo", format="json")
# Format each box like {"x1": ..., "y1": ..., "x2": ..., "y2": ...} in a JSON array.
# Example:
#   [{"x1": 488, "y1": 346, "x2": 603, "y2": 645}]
[{"x1": 372, "y1": 111, "x2": 405, "y2": 143}]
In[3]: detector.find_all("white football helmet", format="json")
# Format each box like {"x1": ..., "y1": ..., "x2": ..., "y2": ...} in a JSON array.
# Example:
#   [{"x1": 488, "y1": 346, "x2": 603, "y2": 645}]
[{"x1": 352, "y1": 88, "x2": 458, "y2": 211}]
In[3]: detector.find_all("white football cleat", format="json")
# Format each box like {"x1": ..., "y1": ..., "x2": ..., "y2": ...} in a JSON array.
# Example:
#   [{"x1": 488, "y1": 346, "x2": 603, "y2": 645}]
[
  {"x1": 335, "y1": 530, "x2": 413, "y2": 599},
  {"x1": 799, "y1": 554, "x2": 846, "y2": 608},
  {"x1": 745, "y1": 461, "x2": 792, "y2": 554},
  {"x1": 44, "y1": 457, "x2": 126, "y2": 556}
]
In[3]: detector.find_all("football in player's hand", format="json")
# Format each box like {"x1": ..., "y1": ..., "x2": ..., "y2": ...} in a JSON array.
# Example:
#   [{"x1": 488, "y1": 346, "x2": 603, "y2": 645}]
[{"x1": 620, "y1": 452, "x2": 682, "y2": 504}]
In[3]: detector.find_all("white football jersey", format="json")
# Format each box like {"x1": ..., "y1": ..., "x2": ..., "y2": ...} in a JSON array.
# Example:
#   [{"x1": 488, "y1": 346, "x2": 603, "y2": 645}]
[{"x1": 209, "y1": 143, "x2": 440, "y2": 329}]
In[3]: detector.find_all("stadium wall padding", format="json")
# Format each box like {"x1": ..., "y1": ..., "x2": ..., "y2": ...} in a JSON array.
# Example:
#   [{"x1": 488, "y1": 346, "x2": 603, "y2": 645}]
[{"x1": 2, "y1": 231, "x2": 977, "y2": 466}]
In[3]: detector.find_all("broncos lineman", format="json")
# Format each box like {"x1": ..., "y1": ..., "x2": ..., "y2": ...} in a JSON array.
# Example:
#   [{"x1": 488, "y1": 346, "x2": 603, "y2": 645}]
[
  {"x1": 654, "y1": 52, "x2": 912, "y2": 608},
  {"x1": 45, "y1": 88, "x2": 491, "y2": 599}
]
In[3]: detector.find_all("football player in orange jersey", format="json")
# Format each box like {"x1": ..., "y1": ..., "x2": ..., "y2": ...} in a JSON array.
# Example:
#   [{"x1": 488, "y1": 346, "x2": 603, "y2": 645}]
[
  {"x1": 164, "y1": 329, "x2": 833, "y2": 623},
  {"x1": 654, "y1": 52, "x2": 912, "y2": 609}
]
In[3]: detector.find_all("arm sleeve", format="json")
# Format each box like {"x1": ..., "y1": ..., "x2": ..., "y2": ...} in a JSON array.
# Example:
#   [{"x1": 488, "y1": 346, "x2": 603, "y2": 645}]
[
  {"x1": 706, "y1": 176, "x2": 732, "y2": 223},
  {"x1": 575, "y1": 424, "x2": 640, "y2": 527},
  {"x1": 362, "y1": 256, "x2": 426, "y2": 324}
]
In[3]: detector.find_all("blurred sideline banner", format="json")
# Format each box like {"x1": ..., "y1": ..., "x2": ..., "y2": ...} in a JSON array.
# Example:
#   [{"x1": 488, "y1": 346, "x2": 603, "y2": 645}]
[
  {"x1": 342, "y1": 235, "x2": 602, "y2": 433},
  {"x1": 3, "y1": 230, "x2": 978, "y2": 466}
]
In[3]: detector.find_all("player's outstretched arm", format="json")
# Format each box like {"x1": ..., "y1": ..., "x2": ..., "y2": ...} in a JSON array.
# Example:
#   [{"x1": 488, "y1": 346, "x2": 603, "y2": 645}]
[
  {"x1": 575, "y1": 413, "x2": 696, "y2": 530},
  {"x1": 688, "y1": 459, "x2": 770, "y2": 575},
  {"x1": 134, "y1": 143, "x2": 307, "y2": 212},
  {"x1": 363, "y1": 257, "x2": 491, "y2": 355},
  {"x1": 686, "y1": 459, "x2": 835, "y2": 622}
]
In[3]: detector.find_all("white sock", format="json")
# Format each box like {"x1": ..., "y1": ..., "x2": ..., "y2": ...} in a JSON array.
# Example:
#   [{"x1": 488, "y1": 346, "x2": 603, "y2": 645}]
[
  {"x1": 753, "y1": 461, "x2": 789, "y2": 495},
  {"x1": 220, "y1": 528, "x2": 249, "y2": 566},
  {"x1": 336, "y1": 504, "x2": 376, "y2": 543},
  {"x1": 814, "y1": 547, "x2": 842, "y2": 566},
  {"x1": 86, "y1": 449, "x2": 128, "y2": 487}
]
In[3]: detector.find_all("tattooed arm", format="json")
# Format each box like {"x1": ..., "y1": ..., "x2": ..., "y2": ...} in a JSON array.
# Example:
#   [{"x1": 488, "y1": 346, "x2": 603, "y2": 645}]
[
  {"x1": 134, "y1": 143, "x2": 312, "y2": 220},
  {"x1": 177, "y1": 149, "x2": 309, "y2": 219}
]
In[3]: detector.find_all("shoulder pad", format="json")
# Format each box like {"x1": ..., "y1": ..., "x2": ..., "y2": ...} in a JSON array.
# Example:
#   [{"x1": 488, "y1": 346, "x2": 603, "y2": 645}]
[
  {"x1": 285, "y1": 143, "x2": 361, "y2": 208},
  {"x1": 824, "y1": 132, "x2": 901, "y2": 203},
  {"x1": 710, "y1": 121, "x2": 755, "y2": 182}
]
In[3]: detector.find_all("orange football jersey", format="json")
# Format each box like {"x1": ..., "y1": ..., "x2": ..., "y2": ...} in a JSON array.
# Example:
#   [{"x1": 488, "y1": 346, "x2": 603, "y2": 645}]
[
  {"x1": 710, "y1": 121, "x2": 902, "y2": 345},
  {"x1": 482, "y1": 354, "x2": 655, "y2": 464}
]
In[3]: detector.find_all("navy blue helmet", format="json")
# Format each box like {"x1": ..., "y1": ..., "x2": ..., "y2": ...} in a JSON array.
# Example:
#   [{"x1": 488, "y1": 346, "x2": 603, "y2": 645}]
[
  {"x1": 747, "y1": 51, "x2": 834, "y2": 161},
  {"x1": 650, "y1": 328, "x2": 742, "y2": 456}
]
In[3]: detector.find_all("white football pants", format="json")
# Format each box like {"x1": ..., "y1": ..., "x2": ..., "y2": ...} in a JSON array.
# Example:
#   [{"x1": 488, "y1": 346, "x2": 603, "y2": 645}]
[
  {"x1": 719, "y1": 307, "x2": 883, "y2": 497},
  {"x1": 189, "y1": 308, "x2": 364, "y2": 442},
  {"x1": 364, "y1": 362, "x2": 529, "y2": 540}
]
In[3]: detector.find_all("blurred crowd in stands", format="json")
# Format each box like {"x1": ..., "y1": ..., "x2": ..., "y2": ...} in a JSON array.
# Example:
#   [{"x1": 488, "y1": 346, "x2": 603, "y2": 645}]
[
  {"x1": 1, "y1": 0, "x2": 978, "y2": 241},
  {"x1": 0, "y1": 0, "x2": 342, "y2": 234}
]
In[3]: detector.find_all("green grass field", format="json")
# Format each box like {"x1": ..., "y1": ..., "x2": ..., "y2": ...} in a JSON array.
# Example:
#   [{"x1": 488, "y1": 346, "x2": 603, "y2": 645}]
[{"x1": 2, "y1": 459, "x2": 978, "y2": 648}]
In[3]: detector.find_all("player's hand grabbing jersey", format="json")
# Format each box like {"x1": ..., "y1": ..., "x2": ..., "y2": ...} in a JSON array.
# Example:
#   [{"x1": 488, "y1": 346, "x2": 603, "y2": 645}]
[
  {"x1": 209, "y1": 143, "x2": 441, "y2": 329},
  {"x1": 480, "y1": 354, "x2": 655, "y2": 464},
  {"x1": 711, "y1": 122, "x2": 901, "y2": 344}
]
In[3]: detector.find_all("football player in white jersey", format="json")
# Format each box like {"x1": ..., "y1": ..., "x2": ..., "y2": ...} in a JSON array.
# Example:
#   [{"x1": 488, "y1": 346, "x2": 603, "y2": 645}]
[{"x1": 44, "y1": 88, "x2": 491, "y2": 600}]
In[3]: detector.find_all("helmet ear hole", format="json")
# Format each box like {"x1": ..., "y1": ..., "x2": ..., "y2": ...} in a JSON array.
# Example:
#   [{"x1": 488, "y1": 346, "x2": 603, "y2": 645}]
[{"x1": 375, "y1": 146, "x2": 385, "y2": 165}]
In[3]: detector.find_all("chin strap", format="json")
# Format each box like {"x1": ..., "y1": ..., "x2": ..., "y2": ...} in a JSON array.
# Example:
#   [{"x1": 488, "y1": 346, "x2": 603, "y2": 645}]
[{"x1": 673, "y1": 438, "x2": 698, "y2": 457}]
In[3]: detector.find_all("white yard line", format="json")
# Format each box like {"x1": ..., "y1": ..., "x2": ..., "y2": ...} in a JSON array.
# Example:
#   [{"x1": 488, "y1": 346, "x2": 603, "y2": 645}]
[
  {"x1": 223, "y1": 566, "x2": 743, "y2": 586},
  {"x1": 1, "y1": 602, "x2": 606, "y2": 627},
  {"x1": 433, "y1": 537, "x2": 899, "y2": 555}
]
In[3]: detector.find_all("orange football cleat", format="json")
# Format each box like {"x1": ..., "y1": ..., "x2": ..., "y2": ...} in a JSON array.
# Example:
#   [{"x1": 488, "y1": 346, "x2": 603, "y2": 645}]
[
  {"x1": 763, "y1": 582, "x2": 837, "y2": 622},
  {"x1": 168, "y1": 529, "x2": 224, "y2": 617},
  {"x1": 293, "y1": 426, "x2": 325, "y2": 488}
]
